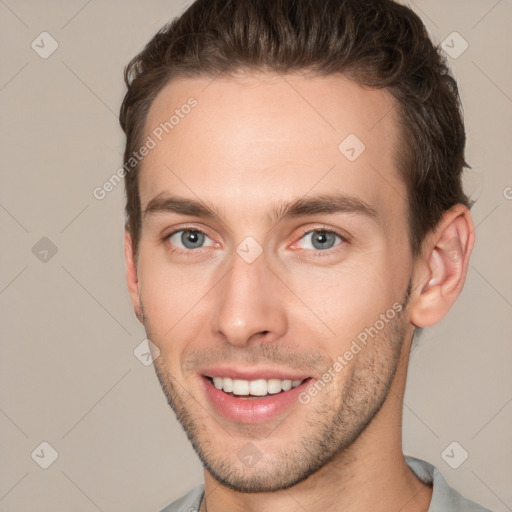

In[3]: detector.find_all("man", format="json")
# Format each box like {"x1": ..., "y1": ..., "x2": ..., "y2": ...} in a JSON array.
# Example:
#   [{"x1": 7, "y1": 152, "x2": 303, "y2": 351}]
[{"x1": 120, "y1": 0, "x2": 493, "y2": 510}]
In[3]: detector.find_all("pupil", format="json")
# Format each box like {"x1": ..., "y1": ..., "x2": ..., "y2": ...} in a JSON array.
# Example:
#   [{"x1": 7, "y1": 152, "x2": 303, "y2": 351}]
[{"x1": 182, "y1": 230, "x2": 204, "y2": 249}]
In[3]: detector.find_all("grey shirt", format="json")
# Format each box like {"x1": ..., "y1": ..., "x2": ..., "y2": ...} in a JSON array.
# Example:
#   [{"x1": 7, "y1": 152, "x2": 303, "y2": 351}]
[{"x1": 159, "y1": 456, "x2": 493, "y2": 511}]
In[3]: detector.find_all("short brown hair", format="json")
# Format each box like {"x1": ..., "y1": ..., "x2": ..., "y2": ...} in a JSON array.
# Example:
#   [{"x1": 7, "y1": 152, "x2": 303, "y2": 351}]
[{"x1": 119, "y1": 0, "x2": 469, "y2": 261}]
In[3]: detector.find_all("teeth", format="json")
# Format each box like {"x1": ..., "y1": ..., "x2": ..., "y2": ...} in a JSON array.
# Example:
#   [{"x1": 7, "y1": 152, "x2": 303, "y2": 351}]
[
  {"x1": 232, "y1": 379, "x2": 250, "y2": 395},
  {"x1": 267, "y1": 379, "x2": 282, "y2": 394},
  {"x1": 223, "y1": 377, "x2": 233, "y2": 392},
  {"x1": 210, "y1": 376, "x2": 305, "y2": 396},
  {"x1": 249, "y1": 379, "x2": 267, "y2": 396},
  {"x1": 281, "y1": 379, "x2": 292, "y2": 391}
]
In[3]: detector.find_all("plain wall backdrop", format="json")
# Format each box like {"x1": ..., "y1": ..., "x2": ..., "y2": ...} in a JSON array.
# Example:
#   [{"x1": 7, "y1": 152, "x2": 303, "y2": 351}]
[{"x1": 1, "y1": 0, "x2": 511, "y2": 511}]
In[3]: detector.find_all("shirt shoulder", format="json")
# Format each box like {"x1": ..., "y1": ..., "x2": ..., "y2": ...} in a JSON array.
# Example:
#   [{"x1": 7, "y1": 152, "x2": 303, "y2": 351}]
[
  {"x1": 157, "y1": 484, "x2": 204, "y2": 512},
  {"x1": 405, "y1": 455, "x2": 495, "y2": 512}
]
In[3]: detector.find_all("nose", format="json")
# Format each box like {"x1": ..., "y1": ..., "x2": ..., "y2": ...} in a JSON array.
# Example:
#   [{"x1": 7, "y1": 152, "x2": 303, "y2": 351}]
[{"x1": 210, "y1": 249, "x2": 287, "y2": 347}]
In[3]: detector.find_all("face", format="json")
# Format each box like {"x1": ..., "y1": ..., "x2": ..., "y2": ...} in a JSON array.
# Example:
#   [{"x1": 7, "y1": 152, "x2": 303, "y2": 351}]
[{"x1": 129, "y1": 72, "x2": 416, "y2": 492}]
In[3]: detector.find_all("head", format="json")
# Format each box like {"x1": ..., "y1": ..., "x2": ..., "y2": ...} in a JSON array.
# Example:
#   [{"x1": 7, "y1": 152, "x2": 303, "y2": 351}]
[{"x1": 121, "y1": 0, "x2": 474, "y2": 493}]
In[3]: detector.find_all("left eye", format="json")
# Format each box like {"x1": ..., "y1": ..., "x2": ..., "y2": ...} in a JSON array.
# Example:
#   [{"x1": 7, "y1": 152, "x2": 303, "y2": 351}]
[{"x1": 297, "y1": 230, "x2": 343, "y2": 251}]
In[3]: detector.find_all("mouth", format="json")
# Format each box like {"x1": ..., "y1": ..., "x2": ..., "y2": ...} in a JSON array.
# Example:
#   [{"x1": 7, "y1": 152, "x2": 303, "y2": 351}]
[{"x1": 199, "y1": 373, "x2": 313, "y2": 424}]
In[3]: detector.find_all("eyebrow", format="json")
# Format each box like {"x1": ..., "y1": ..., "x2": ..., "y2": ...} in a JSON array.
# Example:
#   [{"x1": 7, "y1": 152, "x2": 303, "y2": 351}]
[{"x1": 143, "y1": 192, "x2": 377, "y2": 224}]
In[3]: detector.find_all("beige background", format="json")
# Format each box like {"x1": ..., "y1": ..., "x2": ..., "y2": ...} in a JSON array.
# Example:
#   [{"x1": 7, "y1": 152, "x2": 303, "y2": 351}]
[{"x1": 0, "y1": 0, "x2": 511, "y2": 511}]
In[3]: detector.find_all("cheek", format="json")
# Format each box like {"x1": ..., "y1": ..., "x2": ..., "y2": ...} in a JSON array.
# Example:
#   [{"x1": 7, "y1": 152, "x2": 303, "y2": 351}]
[
  {"x1": 283, "y1": 257, "x2": 403, "y2": 344},
  {"x1": 137, "y1": 249, "x2": 217, "y2": 342}
]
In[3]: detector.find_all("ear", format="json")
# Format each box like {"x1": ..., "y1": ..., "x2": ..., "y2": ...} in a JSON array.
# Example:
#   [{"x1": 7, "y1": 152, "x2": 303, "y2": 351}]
[
  {"x1": 410, "y1": 204, "x2": 475, "y2": 328},
  {"x1": 124, "y1": 229, "x2": 143, "y2": 323}
]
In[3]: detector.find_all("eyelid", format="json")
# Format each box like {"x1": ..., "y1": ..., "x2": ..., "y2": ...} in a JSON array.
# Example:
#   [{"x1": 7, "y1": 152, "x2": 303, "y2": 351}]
[
  {"x1": 289, "y1": 227, "x2": 347, "y2": 252},
  {"x1": 163, "y1": 225, "x2": 218, "y2": 251},
  {"x1": 298, "y1": 226, "x2": 348, "y2": 240},
  {"x1": 163, "y1": 224, "x2": 213, "y2": 240}
]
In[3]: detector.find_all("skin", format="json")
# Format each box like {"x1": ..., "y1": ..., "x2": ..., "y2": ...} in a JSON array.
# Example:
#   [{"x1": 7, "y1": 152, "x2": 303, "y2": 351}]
[{"x1": 124, "y1": 72, "x2": 474, "y2": 512}]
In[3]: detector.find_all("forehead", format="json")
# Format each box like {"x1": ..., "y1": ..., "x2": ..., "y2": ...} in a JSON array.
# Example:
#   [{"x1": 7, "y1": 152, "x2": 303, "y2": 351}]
[{"x1": 139, "y1": 72, "x2": 406, "y2": 226}]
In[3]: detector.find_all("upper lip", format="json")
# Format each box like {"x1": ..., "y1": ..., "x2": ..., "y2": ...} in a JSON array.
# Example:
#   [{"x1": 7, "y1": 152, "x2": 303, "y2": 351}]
[{"x1": 199, "y1": 365, "x2": 311, "y2": 381}]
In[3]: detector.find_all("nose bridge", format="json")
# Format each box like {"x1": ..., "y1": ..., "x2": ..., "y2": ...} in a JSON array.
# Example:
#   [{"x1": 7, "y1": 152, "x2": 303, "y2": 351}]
[{"x1": 211, "y1": 248, "x2": 286, "y2": 346}]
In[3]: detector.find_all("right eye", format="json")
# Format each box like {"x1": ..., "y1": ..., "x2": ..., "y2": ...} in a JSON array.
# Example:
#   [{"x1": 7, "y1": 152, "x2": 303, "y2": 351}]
[{"x1": 165, "y1": 229, "x2": 216, "y2": 251}]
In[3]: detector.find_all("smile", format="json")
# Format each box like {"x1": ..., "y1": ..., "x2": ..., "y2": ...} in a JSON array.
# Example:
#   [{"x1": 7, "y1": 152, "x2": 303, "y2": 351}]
[{"x1": 200, "y1": 373, "x2": 313, "y2": 423}]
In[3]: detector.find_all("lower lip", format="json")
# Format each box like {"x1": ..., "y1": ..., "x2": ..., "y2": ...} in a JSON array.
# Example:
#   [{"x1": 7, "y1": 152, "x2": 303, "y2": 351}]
[{"x1": 200, "y1": 376, "x2": 312, "y2": 424}]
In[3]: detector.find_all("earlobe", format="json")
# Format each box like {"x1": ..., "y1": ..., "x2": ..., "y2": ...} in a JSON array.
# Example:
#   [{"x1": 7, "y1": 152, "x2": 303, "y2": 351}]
[
  {"x1": 411, "y1": 205, "x2": 475, "y2": 328},
  {"x1": 124, "y1": 230, "x2": 143, "y2": 323}
]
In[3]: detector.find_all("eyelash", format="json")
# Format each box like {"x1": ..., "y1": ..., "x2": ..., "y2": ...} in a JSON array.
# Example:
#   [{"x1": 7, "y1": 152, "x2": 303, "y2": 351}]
[
  {"x1": 296, "y1": 228, "x2": 347, "y2": 257},
  {"x1": 162, "y1": 226, "x2": 347, "y2": 257}
]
